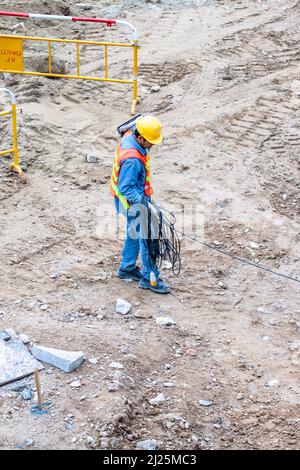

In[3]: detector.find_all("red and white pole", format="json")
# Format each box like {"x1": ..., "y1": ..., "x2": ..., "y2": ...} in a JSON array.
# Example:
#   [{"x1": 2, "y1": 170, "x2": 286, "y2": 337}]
[{"x1": 0, "y1": 11, "x2": 138, "y2": 41}]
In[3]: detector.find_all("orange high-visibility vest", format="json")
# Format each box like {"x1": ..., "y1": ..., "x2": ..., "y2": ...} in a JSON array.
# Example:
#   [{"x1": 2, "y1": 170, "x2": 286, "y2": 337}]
[{"x1": 110, "y1": 135, "x2": 153, "y2": 210}]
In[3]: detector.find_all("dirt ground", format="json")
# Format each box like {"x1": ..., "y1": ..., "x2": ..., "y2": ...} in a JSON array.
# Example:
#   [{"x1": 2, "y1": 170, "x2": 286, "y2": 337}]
[{"x1": 0, "y1": 0, "x2": 299, "y2": 450}]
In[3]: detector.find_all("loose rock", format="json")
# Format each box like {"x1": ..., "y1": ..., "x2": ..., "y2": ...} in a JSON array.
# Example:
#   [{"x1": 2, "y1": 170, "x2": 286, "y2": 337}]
[
  {"x1": 116, "y1": 298, "x2": 132, "y2": 315},
  {"x1": 70, "y1": 380, "x2": 81, "y2": 388},
  {"x1": 163, "y1": 382, "x2": 175, "y2": 388},
  {"x1": 199, "y1": 400, "x2": 213, "y2": 407},
  {"x1": 85, "y1": 154, "x2": 99, "y2": 164},
  {"x1": 88, "y1": 358, "x2": 98, "y2": 364},
  {"x1": 136, "y1": 439, "x2": 157, "y2": 450},
  {"x1": 109, "y1": 362, "x2": 124, "y2": 369},
  {"x1": 151, "y1": 85, "x2": 161, "y2": 92},
  {"x1": 156, "y1": 316, "x2": 176, "y2": 327},
  {"x1": 267, "y1": 379, "x2": 280, "y2": 387},
  {"x1": 21, "y1": 388, "x2": 33, "y2": 401},
  {"x1": 134, "y1": 309, "x2": 150, "y2": 319},
  {"x1": 249, "y1": 241, "x2": 260, "y2": 250},
  {"x1": 19, "y1": 334, "x2": 30, "y2": 345},
  {"x1": 149, "y1": 393, "x2": 166, "y2": 405}
]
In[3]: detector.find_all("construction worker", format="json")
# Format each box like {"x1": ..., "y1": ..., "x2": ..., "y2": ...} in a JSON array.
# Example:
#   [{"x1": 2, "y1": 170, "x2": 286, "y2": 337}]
[{"x1": 110, "y1": 115, "x2": 171, "y2": 294}]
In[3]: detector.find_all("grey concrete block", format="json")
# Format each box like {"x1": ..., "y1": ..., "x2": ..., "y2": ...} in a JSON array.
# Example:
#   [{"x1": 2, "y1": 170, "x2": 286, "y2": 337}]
[
  {"x1": 0, "y1": 340, "x2": 43, "y2": 387},
  {"x1": 31, "y1": 345, "x2": 84, "y2": 373}
]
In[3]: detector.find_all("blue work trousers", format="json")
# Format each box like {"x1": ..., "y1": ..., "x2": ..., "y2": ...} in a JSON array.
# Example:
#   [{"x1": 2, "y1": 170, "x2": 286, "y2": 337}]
[{"x1": 119, "y1": 204, "x2": 160, "y2": 281}]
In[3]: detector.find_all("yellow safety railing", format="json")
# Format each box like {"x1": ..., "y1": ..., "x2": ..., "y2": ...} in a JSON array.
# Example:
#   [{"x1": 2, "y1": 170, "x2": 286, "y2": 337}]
[
  {"x1": 0, "y1": 88, "x2": 22, "y2": 176},
  {"x1": 0, "y1": 34, "x2": 139, "y2": 115}
]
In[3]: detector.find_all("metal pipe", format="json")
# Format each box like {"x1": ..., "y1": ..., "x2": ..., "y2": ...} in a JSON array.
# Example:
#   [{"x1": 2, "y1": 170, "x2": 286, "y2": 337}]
[
  {"x1": 116, "y1": 20, "x2": 139, "y2": 42},
  {"x1": 0, "y1": 148, "x2": 14, "y2": 156},
  {"x1": 0, "y1": 87, "x2": 16, "y2": 104},
  {"x1": 0, "y1": 110, "x2": 11, "y2": 117}
]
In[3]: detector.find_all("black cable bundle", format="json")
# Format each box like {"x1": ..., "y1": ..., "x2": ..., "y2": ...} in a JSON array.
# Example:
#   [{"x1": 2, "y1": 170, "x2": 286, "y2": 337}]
[{"x1": 146, "y1": 203, "x2": 181, "y2": 276}]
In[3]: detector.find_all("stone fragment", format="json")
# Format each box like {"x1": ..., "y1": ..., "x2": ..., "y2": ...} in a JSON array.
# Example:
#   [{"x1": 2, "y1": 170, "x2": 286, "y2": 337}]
[
  {"x1": 199, "y1": 400, "x2": 213, "y2": 407},
  {"x1": 19, "y1": 334, "x2": 30, "y2": 345},
  {"x1": 116, "y1": 298, "x2": 132, "y2": 315},
  {"x1": 109, "y1": 362, "x2": 124, "y2": 369},
  {"x1": 85, "y1": 154, "x2": 99, "y2": 164},
  {"x1": 136, "y1": 439, "x2": 157, "y2": 450},
  {"x1": 267, "y1": 379, "x2": 280, "y2": 387},
  {"x1": 88, "y1": 358, "x2": 98, "y2": 364},
  {"x1": 149, "y1": 393, "x2": 166, "y2": 405},
  {"x1": 155, "y1": 316, "x2": 176, "y2": 327},
  {"x1": 70, "y1": 380, "x2": 81, "y2": 388}
]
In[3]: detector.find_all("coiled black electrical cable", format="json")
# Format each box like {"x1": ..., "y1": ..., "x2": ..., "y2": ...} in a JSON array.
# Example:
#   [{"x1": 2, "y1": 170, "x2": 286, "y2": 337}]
[{"x1": 146, "y1": 203, "x2": 181, "y2": 275}]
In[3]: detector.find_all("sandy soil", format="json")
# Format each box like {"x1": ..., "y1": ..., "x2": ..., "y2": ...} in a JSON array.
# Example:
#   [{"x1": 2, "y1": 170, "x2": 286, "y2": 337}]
[{"x1": 0, "y1": 0, "x2": 299, "y2": 450}]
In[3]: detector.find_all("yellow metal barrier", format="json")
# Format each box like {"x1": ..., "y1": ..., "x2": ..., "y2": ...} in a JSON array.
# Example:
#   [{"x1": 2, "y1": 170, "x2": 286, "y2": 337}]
[
  {"x1": 0, "y1": 88, "x2": 22, "y2": 176},
  {"x1": 0, "y1": 34, "x2": 139, "y2": 115}
]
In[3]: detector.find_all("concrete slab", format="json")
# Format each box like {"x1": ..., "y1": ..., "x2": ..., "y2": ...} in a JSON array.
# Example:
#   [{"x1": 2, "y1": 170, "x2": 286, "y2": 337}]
[
  {"x1": 31, "y1": 345, "x2": 84, "y2": 372},
  {"x1": 0, "y1": 340, "x2": 43, "y2": 387}
]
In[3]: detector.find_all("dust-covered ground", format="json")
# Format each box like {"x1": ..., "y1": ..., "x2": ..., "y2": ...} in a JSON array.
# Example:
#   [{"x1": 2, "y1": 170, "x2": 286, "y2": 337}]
[{"x1": 0, "y1": 0, "x2": 299, "y2": 450}]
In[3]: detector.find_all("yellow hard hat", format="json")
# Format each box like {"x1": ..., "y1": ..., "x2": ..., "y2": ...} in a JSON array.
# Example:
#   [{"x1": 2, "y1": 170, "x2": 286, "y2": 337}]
[{"x1": 136, "y1": 115, "x2": 163, "y2": 145}]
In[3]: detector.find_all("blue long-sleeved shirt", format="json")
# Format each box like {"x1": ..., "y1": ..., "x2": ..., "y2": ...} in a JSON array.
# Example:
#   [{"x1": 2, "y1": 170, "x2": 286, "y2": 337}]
[{"x1": 114, "y1": 133, "x2": 149, "y2": 213}]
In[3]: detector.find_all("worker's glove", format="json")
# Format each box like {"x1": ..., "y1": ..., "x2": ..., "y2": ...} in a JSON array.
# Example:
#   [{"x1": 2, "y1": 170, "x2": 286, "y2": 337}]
[{"x1": 140, "y1": 195, "x2": 151, "y2": 207}]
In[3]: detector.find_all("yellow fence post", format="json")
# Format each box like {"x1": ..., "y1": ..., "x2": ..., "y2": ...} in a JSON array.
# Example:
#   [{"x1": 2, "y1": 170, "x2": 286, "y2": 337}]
[
  {"x1": 0, "y1": 88, "x2": 22, "y2": 176},
  {"x1": 10, "y1": 101, "x2": 22, "y2": 175}
]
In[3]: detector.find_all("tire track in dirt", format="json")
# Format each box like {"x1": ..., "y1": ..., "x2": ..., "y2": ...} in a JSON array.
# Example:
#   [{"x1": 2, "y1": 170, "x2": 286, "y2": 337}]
[
  {"x1": 207, "y1": 91, "x2": 299, "y2": 218},
  {"x1": 216, "y1": 43, "x2": 300, "y2": 90}
]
